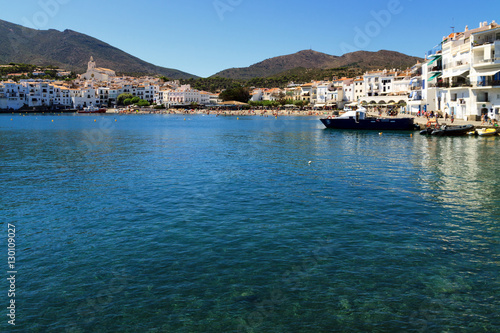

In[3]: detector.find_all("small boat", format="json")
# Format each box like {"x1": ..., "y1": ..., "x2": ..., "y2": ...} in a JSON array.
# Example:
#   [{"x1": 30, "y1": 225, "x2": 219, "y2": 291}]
[
  {"x1": 320, "y1": 107, "x2": 416, "y2": 131},
  {"x1": 430, "y1": 124, "x2": 475, "y2": 136},
  {"x1": 476, "y1": 128, "x2": 498, "y2": 136},
  {"x1": 420, "y1": 128, "x2": 434, "y2": 135},
  {"x1": 78, "y1": 106, "x2": 107, "y2": 114}
]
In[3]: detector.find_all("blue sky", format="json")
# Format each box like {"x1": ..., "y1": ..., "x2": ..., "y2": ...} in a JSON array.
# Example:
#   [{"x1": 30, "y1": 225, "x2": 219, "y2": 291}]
[{"x1": 1, "y1": 0, "x2": 499, "y2": 77}]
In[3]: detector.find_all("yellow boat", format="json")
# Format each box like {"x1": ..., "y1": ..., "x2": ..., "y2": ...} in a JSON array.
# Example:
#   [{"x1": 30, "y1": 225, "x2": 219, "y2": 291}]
[{"x1": 476, "y1": 128, "x2": 498, "y2": 136}]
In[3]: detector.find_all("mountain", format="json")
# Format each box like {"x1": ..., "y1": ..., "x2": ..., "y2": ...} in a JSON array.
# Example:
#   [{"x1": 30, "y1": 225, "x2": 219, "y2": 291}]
[
  {"x1": 213, "y1": 49, "x2": 423, "y2": 80},
  {"x1": 0, "y1": 19, "x2": 197, "y2": 79}
]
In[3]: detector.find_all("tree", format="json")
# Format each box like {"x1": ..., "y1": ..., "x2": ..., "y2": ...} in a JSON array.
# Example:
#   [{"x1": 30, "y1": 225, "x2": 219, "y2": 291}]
[
  {"x1": 219, "y1": 86, "x2": 250, "y2": 103},
  {"x1": 117, "y1": 93, "x2": 134, "y2": 105},
  {"x1": 137, "y1": 99, "x2": 150, "y2": 107}
]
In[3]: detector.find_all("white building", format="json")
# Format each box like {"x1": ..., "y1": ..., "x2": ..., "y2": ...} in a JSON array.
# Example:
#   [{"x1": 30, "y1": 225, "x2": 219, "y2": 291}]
[
  {"x1": 161, "y1": 85, "x2": 202, "y2": 106},
  {"x1": 0, "y1": 81, "x2": 25, "y2": 110},
  {"x1": 80, "y1": 56, "x2": 116, "y2": 82},
  {"x1": 353, "y1": 78, "x2": 365, "y2": 102},
  {"x1": 422, "y1": 20, "x2": 500, "y2": 120}
]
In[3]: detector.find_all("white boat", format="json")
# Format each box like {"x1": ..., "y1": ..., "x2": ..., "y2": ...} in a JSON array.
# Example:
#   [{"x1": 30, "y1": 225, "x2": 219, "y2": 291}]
[
  {"x1": 78, "y1": 105, "x2": 107, "y2": 114},
  {"x1": 476, "y1": 128, "x2": 498, "y2": 136}
]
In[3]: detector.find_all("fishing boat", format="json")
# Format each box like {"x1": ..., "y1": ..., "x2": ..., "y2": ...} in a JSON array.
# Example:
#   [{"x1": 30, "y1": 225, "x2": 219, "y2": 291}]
[
  {"x1": 320, "y1": 107, "x2": 416, "y2": 131},
  {"x1": 476, "y1": 128, "x2": 498, "y2": 136},
  {"x1": 78, "y1": 105, "x2": 107, "y2": 114},
  {"x1": 430, "y1": 124, "x2": 475, "y2": 136}
]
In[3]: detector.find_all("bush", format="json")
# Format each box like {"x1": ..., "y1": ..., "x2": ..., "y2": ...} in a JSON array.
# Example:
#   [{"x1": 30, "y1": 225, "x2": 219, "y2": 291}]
[{"x1": 137, "y1": 99, "x2": 150, "y2": 107}]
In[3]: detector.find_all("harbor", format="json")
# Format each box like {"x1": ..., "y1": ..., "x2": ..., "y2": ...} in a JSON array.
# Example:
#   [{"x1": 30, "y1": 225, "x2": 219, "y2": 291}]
[{"x1": 2, "y1": 113, "x2": 499, "y2": 332}]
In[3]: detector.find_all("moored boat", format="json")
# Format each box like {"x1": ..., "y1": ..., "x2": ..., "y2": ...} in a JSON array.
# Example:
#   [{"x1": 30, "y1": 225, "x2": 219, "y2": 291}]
[
  {"x1": 430, "y1": 124, "x2": 474, "y2": 136},
  {"x1": 78, "y1": 106, "x2": 107, "y2": 114},
  {"x1": 320, "y1": 107, "x2": 416, "y2": 131},
  {"x1": 476, "y1": 128, "x2": 498, "y2": 136}
]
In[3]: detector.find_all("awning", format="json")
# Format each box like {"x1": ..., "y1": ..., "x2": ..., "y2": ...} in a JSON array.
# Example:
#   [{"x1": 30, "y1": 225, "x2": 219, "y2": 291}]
[
  {"x1": 469, "y1": 69, "x2": 500, "y2": 77},
  {"x1": 428, "y1": 73, "x2": 442, "y2": 81},
  {"x1": 442, "y1": 69, "x2": 469, "y2": 79},
  {"x1": 427, "y1": 55, "x2": 442, "y2": 66}
]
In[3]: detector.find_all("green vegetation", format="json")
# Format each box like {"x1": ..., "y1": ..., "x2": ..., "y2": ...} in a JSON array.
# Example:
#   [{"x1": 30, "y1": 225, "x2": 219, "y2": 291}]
[
  {"x1": 180, "y1": 76, "x2": 242, "y2": 92},
  {"x1": 248, "y1": 100, "x2": 280, "y2": 108},
  {"x1": 248, "y1": 100, "x2": 309, "y2": 108},
  {"x1": 177, "y1": 66, "x2": 365, "y2": 93},
  {"x1": 0, "y1": 63, "x2": 75, "y2": 81},
  {"x1": 219, "y1": 86, "x2": 251, "y2": 103},
  {"x1": 117, "y1": 93, "x2": 149, "y2": 107},
  {"x1": 117, "y1": 93, "x2": 134, "y2": 105},
  {"x1": 137, "y1": 99, "x2": 150, "y2": 107}
]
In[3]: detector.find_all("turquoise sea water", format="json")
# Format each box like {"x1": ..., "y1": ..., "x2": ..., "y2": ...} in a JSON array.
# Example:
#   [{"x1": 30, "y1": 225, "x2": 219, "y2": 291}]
[{"x1": 1, "y1": 114, "x2": 499, "y2": 332}]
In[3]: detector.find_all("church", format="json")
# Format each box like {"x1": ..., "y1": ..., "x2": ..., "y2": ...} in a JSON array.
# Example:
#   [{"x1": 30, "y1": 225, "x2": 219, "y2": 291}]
[{"x1": 80, "y1": 56, "x2": 116, "y2": 81}]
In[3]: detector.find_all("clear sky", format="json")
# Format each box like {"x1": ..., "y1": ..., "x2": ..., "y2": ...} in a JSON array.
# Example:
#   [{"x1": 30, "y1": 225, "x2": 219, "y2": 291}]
[{"x1": 1, "y1": 0, "x2": 499, "y2": 77}]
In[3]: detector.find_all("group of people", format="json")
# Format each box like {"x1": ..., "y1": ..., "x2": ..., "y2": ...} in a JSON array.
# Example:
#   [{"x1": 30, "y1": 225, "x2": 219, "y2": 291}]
[
  {"x1": 481, "y1": 113, "x2": 496, "y2": 125},
  {"x1": 418, "y1": 110, "x2": 455, "y2": 123}
]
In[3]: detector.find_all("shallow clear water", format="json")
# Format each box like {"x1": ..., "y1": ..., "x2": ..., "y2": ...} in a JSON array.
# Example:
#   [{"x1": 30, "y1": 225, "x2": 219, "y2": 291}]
[{"x1": 1, "y1": 114, "x2": 499, "y2": 332}]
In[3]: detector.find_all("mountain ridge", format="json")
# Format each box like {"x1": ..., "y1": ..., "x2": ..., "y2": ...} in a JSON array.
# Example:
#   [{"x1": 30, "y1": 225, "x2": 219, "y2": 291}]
[
  {"x1": 0, "y1": 19, "x2": 197, "y2": 79},
  {"x1": 212, "y1": 49, "x2": 423, "y2": 80},
  {"x1": 0, "y1": 19, "x2": 423, "y2": 81}
]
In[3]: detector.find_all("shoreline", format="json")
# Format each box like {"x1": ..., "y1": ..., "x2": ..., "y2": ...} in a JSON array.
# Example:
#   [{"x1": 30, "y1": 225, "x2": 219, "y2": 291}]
[
  {"x1": 3, "y1": 107, "x2": 498, "y2": 129},
  {"x1": 109, "y1": 108, "x2": 498, "y2": 129}
]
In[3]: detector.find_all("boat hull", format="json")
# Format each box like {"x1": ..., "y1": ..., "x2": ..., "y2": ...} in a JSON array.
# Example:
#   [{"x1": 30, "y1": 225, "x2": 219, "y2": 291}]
[
  {"x1": 431, "y1": 124, "x2": 475, "y2": 136},
  {"x1": 77, "y1": 109, "x2": 107, "y2": 114},
  {"x1": 320, "y1": 118, "x2": 415, "y2": 131},
  {"x1": 477, "y1": 128, "x2": 497, "y2": 136}
]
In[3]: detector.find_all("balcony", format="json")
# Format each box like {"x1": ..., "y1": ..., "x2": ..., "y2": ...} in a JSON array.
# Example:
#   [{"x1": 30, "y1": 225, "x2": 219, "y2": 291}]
[
  {"x1": 472, "y1": 38, "x2": 500, "y2": 48},
  {"x1": 428, "y1": 66, "x2": 442, "y2": 72},
  {"x1": 475, "y1": 79, "x2": 500, "y2": 87},
  {"x1": 450, "y1": 82, "x2": 472, "y2": 88},
  {"x1": 473, "y1": 57, "x2": 500, "y2": 66},
  {"x1": 426, "y1": 47, "x2": 442, "y2": 57}
]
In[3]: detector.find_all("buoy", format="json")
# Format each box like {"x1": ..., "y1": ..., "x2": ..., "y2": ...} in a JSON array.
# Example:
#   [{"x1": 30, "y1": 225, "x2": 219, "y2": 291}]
[
  {"x1": 10, "y1": 118, "x2": 12, "y2": 121},
  {"x1": 237, "y1": 117, "x2": 239, "y2": 120},
  {"x1": 410, "y1": 134, "x2": 413, "y2": 137},
  {"x1": 94, "y1": 119, "x2": 96, "y2": 122},
  {"x1": 379, "y1": 132, "x2": 383, "y2": 135},
  {"x1": 115, "y1": 119, "x2": 117, "y2": 122},
  {"x1": 51, "y1": 120, "x2": 54, "y2": 122},
  {"x1": 184, "y1": 118, "x2": 186, "y2": 121}
]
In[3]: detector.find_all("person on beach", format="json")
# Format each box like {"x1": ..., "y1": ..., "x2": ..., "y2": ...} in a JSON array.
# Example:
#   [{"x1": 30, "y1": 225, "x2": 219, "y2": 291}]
[{"x1": 451, "y1": 112, "x2": 454, "y2": 123}]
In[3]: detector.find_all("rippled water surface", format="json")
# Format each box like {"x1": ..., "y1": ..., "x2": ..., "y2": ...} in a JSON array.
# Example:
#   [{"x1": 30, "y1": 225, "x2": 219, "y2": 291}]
[{"x1": 1, "y1": 114, "x2": 499, "y2": 332}]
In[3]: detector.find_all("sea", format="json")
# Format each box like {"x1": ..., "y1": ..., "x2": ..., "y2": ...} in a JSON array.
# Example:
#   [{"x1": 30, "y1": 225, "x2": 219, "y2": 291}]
[{"x1": 1, "y1": 113, "x2": 499, "y2": 332}]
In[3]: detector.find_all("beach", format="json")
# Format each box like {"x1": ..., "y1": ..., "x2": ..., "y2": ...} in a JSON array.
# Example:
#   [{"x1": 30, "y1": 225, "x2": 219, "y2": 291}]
[{"x1": 107, "y1": 107, "x2": 499, "y2": 130}]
